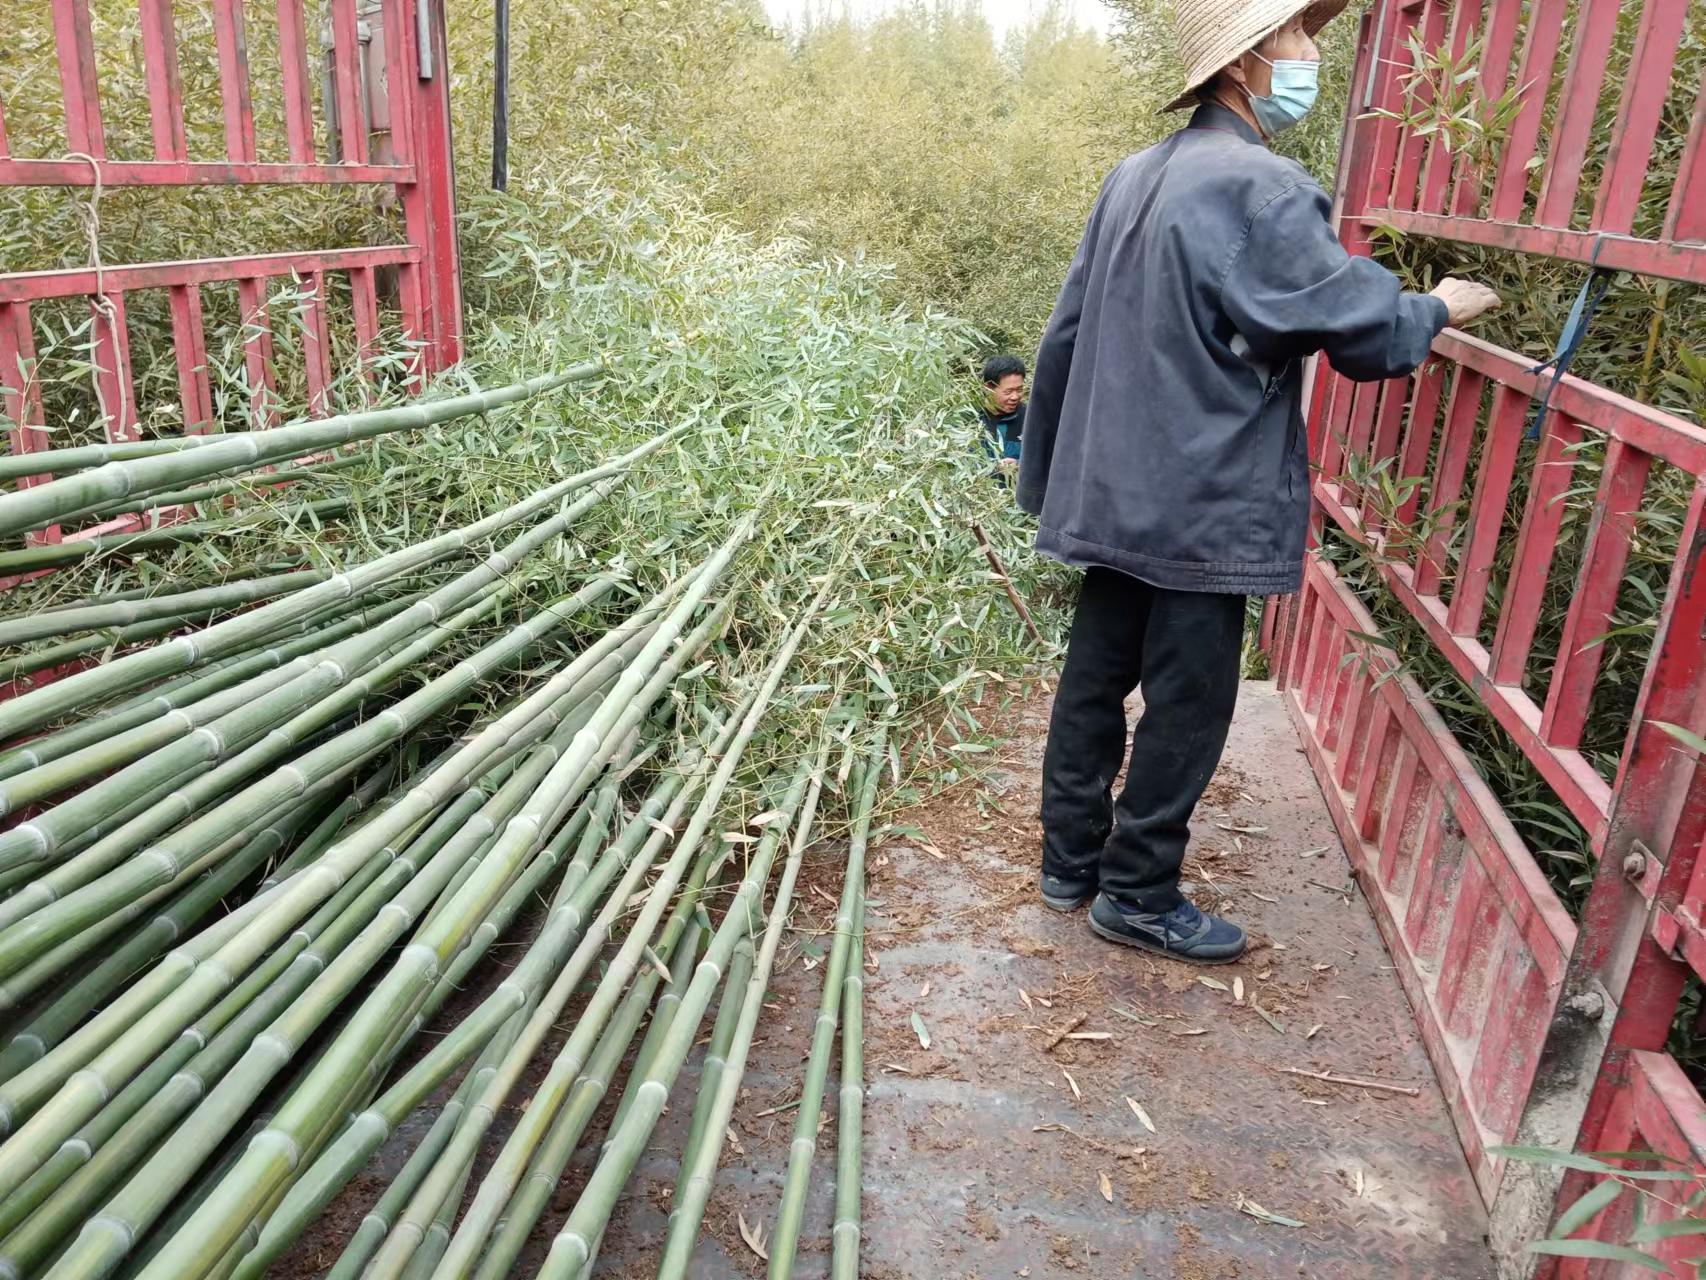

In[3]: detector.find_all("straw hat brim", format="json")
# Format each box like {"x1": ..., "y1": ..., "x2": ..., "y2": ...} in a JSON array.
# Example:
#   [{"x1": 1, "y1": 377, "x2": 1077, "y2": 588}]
[{"x1": 1161, "y1": 0, "x2": 1352, "y2": 114}]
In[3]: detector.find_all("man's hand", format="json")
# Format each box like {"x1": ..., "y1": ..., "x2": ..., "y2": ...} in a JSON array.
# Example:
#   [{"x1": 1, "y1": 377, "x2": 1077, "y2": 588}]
[
  {"x1": 997, "y1": 457, "x2": 1019, "y2": 476},
  {"x1": 1429, "y1": 277, "x2": 1502, "y2": 327}
]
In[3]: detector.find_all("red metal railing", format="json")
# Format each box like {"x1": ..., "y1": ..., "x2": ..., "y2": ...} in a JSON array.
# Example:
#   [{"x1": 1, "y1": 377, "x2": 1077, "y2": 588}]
[
  {"x1": 1271, "y1": 0, "x2": 1706, "y2": 1271},
  {"x1": 1, "y1": 0, "x2": 462, "y2": 552}
]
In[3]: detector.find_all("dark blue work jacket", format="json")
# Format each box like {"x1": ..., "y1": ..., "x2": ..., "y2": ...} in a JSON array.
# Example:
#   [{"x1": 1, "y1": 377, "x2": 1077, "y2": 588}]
[{"x1": 1019, "y1": 104, "x2": 1447, "y2": 595}]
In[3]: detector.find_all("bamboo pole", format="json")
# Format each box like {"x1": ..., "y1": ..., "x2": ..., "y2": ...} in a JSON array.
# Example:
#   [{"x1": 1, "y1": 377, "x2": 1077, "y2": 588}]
[
  {"x1": 0, "y1": 365, "x2": 602, "y2": 537},
  {"x1": 767, "y1": 732, "x2": 886, "y2": 1279},
  {"x1": 531, "y1": 749, "x2": 826, "y2": 1280},
  {"x1": 0, "y1": 425, "x2": 677, "y2": 742},
  {"x1": 831, "y1": 787, "x2": 874, "y2": 1280},
  {"x1": 0, "y1": 569, "x2": 327, "y2": 648},
  {"x1": 656, "y1": 729, "x2": 836, "y2": 1276}
]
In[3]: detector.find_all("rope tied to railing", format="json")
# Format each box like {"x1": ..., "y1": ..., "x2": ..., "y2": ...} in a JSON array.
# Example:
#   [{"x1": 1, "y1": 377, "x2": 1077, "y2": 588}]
[
  {"x1": 1524, "y1": 234, "x2": 1616, "y2": 442},
  {"x1": 64, "y1": 151, "x2": 136, "y2": 481}
]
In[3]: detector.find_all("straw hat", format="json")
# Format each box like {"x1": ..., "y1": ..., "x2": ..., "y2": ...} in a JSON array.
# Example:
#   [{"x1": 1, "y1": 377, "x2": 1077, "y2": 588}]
[{"x1": 1163, "y1": 0, "x2": 1352, "y2": 112}]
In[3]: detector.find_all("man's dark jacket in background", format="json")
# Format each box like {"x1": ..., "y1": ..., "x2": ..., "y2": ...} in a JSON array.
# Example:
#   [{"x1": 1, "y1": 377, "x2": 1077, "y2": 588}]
[
  {"x1": 1018, "y1": 103, "x2": 1448, "y2": 596},
  {"x1": 979, "y1": 403, "x2": 1025, "y2": 460}
]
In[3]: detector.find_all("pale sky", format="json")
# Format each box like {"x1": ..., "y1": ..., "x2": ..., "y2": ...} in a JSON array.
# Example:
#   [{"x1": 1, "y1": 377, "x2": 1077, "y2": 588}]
[{"x1": 763, "y1": 0, "x2": 1119, "y2": 40}]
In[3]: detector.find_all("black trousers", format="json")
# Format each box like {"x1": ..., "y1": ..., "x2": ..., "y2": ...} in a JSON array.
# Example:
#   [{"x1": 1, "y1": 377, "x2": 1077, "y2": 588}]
[{"x1": 1040, "y1": 567, "x2": 1245, "y2": 912}]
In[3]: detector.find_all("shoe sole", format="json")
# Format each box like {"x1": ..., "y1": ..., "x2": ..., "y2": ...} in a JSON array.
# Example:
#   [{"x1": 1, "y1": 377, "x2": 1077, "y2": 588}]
[
  {"x1": 1041, "y1": 891, "x2": 1094, "y2": 912},
  {"x1": 1088, "y1": 913, "x2": 1246, "y2": 965}
]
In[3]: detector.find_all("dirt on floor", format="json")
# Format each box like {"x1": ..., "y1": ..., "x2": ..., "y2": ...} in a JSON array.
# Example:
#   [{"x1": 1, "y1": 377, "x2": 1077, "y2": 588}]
[{"x1": 278, "y1": 679, "x2": 1498, "y2": 1279}]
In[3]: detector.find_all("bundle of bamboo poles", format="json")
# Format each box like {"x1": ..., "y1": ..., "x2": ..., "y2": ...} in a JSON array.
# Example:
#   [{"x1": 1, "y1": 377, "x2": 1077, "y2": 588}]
[{"x1": 0, "y1": 384, "x2": 898, "y2": 1278}]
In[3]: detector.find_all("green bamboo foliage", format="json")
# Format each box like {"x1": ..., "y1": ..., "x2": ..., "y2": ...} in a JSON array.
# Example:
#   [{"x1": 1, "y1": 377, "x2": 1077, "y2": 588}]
[
  {"x1": 657, "y1": 730, "x2": 836, "y2": 1277},
  {"x1": 0, "y1": 366, "x2": 601, "y2": 538},
  {"x1": 768, "y1": 735, "x2": 886, "y2": 1280}
]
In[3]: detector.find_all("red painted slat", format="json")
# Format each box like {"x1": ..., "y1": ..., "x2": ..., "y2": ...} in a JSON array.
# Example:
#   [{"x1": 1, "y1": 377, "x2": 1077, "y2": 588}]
[
  {"x1": 52, "y1": 0, "x2": 105, "y2": 159},
  {"x1": 167, "y1": 284, "x2": 215, "y2": 434},
  {"x1": 1361, "y1": 374, "x2": 1412, "y2": 533},
  {"x1": 236, "y1": 277, "x2": 279, "y2": 429},
  {"x1": 331, "y1": 0, "x2": 369, "y2": 166},
  {"x1": 1437, "y1": 861, "x2": 1502, "y2": 1038},
  {"x1": 1590, "y1": 0, "x2": 1689, "y2": 237},
  {"x1": 1534, "y1": 0, "x2": 1619, "y2": 229},
  {"x1": 1415, "y1": 364, "x2": 1485, "y2": 597},
  {"x1": 1539, "y1": 437, "x2": 1647, "y2": 749},
  {"x1": 349, "y1": 264, "x2": 381, "y2": 380},
  {"x1": 1488, "y1": 416, "x2": 1583, "y2": 686},
  {"x1": 1393, "y1": 358, "x2": 1447, "y2": 539},
  {"x1": 138, "y1": 0, "x2": 188, "y2": 163},
  {"x1": 1446, "y1": 384, "x2": 1529, "y2": 636},
  {"x1": 1487, "y1": 0, "x2": 1568, "y2": 221},
  {"x1": 399, "y1": 0, "x2": 464, "y2": 372},
  {"x1": 1339, "y1": 378, "x2": 1381, "y2": 503},
  {"x1": 0, "y1": 303, "x2": 61, "y2": 546},
  {"x1": 1664, "y1": 71, "x2": 1706, "y2": 244},
  {"x1": 1451, "y1": 0, "x2": 1524, "y2": 216},
  {"x1": 1331, "y1": 658, "x2": 1371, "y2": 789},
  {"x1": 1361, "y1": 209, "x2": 1706, "y2": 288},
  {"x1": 212, "y1": 0, "x2": 259, "y2": 163},
  {"x1": 1403, "y1": 791, "x2": 1457, "y2": 955},
  {"x1": 276, "y1": 0, "x2": 317, "y2": 165},
  {"x1": 1388, "y1": 0, "x2": 1447, "y2": 213},
  {"x1": 0, "y1": 96, "x2": 10, "y2": 159},
  {"x1": 1352, "y1": 700, "x2": 1395, "y2": 840},
  {"x1": 1379, "y1": 742, "x2": 1422, "y2": 886},
  {"x1": 0, "y1": 159, "x2": 412, "y2": 187},
  {"x1": 0, "y1": 246, "x2": 418, "y2": 303},
  {"x1": 383, "y1": 0, "x2": 417, "y2": 163},
  {"x1": 303, "y1": 271, "x2": 334, "y2": 417},
  {"x1": 91, "y1": 292, "x2": 140, "y2": 444},
  {"x1": 1417, "y1": 0, "x2": 1481, "y2": 215}
]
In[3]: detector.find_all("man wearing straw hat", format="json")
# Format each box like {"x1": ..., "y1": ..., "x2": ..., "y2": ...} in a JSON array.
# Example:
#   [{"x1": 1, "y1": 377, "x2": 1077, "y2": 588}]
[{"x1": 1021, "y1": 0, "x2": 1499, "y2": 963}]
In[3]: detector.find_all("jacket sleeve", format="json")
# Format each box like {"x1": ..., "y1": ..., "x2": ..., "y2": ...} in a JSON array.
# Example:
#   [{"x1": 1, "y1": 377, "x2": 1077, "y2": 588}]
[
  {"x1": 1219, "y1": 181, "x2": 1448, "y2": 383},
  {"x1": 1018, "y1": 196, "x2": 1100, "y2": 516}
]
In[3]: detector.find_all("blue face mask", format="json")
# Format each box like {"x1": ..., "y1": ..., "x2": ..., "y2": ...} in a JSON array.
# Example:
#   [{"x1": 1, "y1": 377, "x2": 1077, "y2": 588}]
[{"x1": 1247, "y1": 52, "x2": 1319, "y2": 137}]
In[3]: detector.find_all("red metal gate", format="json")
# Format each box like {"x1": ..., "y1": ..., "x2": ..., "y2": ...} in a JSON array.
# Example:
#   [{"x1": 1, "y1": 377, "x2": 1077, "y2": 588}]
[
  {"x1": 1, "y1": 0, "x2": 462, "y2": 555},
  {"x1": 1266, "y1": 0, "x2": 1706, "y2": 1271}
]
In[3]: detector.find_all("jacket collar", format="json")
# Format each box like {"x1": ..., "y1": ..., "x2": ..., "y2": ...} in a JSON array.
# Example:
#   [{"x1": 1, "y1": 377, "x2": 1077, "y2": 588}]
[{"x1": 1187, "y1": 101, "x2": 1266, "y2": 147}]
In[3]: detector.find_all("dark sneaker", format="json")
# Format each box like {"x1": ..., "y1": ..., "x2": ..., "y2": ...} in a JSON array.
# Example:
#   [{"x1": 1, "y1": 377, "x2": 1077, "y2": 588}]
[
  {"x1": 1039, "y1": 872, "x2": 1096, "y2": 912},
  {"x1": 1088, "y1": 892, "x2": 1247, "y2": 964}
]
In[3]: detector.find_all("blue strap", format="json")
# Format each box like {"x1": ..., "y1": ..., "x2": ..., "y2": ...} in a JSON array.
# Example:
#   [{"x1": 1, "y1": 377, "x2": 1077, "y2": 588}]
[{"x1": 1525, "y1": 237, "x2": 1615, "y2": 441}]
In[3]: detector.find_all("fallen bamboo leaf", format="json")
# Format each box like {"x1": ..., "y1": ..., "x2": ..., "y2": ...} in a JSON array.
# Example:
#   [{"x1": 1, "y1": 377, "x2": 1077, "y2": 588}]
[
  {"x1": 1098, "y1": 1171, "x2": 1114, "y2": 1203},
  {"x1": 1062, "y1": 1069, "x2": 1081, "y2": 1101},
  {"x1": 919, "y1": 981, "x2": 931, "y2": 998},
  {"x1": 1018, "y1": 988, "x2": 1034, "y2": 1011},
  {"x1": 1066, "y1": 1031, "x2": 1112, "y2": 1041},
  {"x1": 1171, "y1": 1027, "x2": 1207, "y2": 1037},
  {"x1": 920, "y1": 842, "x2": 947, "y2": 860},
  {"x1": 881, "y1": 1062, "x2": 914, "y2": 1075},
  {"x1": 1238, "y1": 1197, "x2": 1305, "y2": 1228},
  {"x1": 1251, "y1": 1001, "x2": 1285, "y2": 1034},
  {"x1": 1354, "y1": 1167, "x2": 1366, "y2": 1198},
  {"x1": 1299, "y1": 846, "x2": 1330, "y2": 858},
  {"x1": 725, "y1": 1125, "x2": 746, "y2": 1155},
  {"x1": 1306, "y1": 1024, "x2": 1323, "y2": 1039},
  {"x1": 1111, "y1": 1006, "x2": 1156, "y2": 1026},
  {"x1": 749, "y1": 809, "x2": 787, "y2": 827},
  {"x1": 1125, "y1": 1096, "x2": 1156, "y2": 1133},
  {"x1": 642, "y1": 945, "x2": 671, "y2": 982},
  {"x1": 1233, "y1": 977, "x2": 1245, "y2": 1004},
  {"x1": 911, "y1": 1011, "x2": 931, "y2": 1049},
  {"x1": 1198, "y1": 976, "x2": 1229, "y2": 992},
  {"x1": 738, "y1": 1210, "x2": 770, "y2": 1259},
  {"x1": 721, "y1": 830, "x2": 758, "y2": 844},
  {"x1": 646, "y1": 818, "x2": 675, "y2": 838},
  {"x1": 1251, "y1": 890, "x2": 1277, "y2": 903}
]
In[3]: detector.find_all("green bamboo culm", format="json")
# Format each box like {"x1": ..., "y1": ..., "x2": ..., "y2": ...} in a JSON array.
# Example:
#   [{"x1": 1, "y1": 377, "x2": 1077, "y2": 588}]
[
  {"x1": 531, "y1": 751, "x2": 819, "y2": 1280},
  {"x1": 114, "y1": 516, "x2": 759, "y2": 1280},
  {"x1": 0, "y1": 365, "x2": 601, "y2": 538},
  {"x1": 0, "y1": 424, "x2": 679, "y2": 743},
  {"x1": 0, "y1": 569, "x2": 328, "y2": 648},
  {"x1": 767, "y1": 730, "x2": 886, "y2": 1280},
  {"x1": 63, "y1": 451, "x2": 367, "y2": 526},
  {"x1": 656, "y1": 727, "x2": 837, "y2": 1277},
  {"x1": 832, "y1": 746, "x2": 882, "y2": 1280}
]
